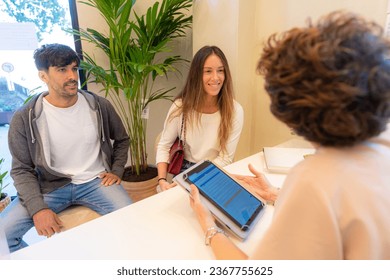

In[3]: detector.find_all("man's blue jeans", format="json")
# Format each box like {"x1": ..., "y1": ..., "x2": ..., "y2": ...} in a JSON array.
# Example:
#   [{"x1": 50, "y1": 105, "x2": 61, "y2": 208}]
[{"x1": 0, "y1": 177, "x2": 132, "y2": 253}]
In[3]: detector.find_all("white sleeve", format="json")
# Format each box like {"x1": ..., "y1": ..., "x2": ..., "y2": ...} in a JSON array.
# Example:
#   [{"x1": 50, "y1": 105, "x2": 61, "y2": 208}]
[{"x1": 155, "y1": 101, "x2": 182, "y2": 164}]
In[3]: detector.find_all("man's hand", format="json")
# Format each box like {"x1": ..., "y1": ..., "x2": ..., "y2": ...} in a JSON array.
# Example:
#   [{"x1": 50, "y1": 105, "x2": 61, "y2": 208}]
[
  {"x1": 99, "y1": 172, "x2": 121, "y2": 186},
  {"x1": 33, "y1": 209, "x2": 63, "y2": 238}
]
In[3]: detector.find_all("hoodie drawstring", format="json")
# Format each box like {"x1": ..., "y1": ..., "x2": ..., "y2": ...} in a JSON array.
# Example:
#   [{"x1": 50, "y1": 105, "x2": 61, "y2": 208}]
[{"x1": 28, "y1": 108, "x2": 36, "y2": 143}]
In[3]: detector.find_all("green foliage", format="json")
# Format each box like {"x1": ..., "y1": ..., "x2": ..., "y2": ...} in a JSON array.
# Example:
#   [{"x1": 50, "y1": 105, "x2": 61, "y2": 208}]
[
  {"x1": 0, "y1": 0, "x2": 67, "y2": 41},
  {"x1": 73, "y1": 0, "x2": 192, "y2": 176},
  {"x1": 0, "y1": 158, "x2": 9, "y2": 195}
]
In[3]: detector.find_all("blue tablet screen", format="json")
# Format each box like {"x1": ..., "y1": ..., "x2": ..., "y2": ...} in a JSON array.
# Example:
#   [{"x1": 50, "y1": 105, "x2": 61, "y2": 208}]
[{"x1": 187, "y1": 161, "x2": 263, "y2": 229}]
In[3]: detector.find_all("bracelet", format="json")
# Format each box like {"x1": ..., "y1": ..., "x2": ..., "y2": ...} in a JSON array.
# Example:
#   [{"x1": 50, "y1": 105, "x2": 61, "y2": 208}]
[
  {"x1": 158, "y1": 178, "x2": 167, "y2": 182},
  {"x1": 205, "y1": 226, "x2": 227, "y2": 246}
]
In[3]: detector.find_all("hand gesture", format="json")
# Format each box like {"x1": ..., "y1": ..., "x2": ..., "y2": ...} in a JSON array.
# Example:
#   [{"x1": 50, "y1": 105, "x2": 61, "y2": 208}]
[{"x1": 233, "y1": 164, "x2": 279, "y2": 204}]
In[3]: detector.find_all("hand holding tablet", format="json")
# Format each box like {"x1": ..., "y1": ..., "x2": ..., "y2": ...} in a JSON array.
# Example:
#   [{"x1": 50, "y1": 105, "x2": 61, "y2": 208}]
[{"x1": 174, "y1": 160, "x2": 266, "y2": 240}]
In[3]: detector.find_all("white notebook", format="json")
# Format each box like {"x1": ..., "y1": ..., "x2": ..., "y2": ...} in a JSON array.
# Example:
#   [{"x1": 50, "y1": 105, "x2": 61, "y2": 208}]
[{"x1": 263, "y1": 147, "x2": 315, "y2": 173}]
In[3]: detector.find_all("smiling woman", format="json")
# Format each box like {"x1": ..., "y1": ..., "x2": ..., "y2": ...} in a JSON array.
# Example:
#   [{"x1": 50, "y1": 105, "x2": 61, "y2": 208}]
[{"x1": 156, "y1": 45, "x2": 244, "y2": 192}]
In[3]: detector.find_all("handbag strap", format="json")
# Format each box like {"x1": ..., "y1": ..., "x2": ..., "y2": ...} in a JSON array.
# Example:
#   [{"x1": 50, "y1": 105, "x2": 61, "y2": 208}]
[{"x1": 180, "y1": 114, "x2": 186, "y2": 148}]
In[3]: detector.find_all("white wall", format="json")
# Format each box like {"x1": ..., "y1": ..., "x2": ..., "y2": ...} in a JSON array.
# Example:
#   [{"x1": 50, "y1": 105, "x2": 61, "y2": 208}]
[
  {"x1": 194, "y1": 0, "x2": 389, "y2": 161},
  {"x1": 251, "y1": 0, "x2": 389, "y2": 154},
  {"x1": 77, "y1": 0, "x2": 389, "y2": 164},
  {"x1": 193, "y1": 0, "x2": 256, "y2": 161}
]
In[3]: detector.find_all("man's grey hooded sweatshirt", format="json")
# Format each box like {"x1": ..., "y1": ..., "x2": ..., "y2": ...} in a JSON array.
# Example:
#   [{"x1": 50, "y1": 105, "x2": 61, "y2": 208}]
[{"x1": 8, "y1": 90, "x2": 130, "y2": 217}]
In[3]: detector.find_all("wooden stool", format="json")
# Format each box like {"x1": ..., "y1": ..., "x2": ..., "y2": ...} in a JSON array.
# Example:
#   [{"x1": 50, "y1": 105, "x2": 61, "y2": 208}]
[
  {"x1": 57, "y1": 205, "x2": 101, "y2": 231},
  {"x1": 23, "y1": 205, "x2": 101, "y2": 246}
]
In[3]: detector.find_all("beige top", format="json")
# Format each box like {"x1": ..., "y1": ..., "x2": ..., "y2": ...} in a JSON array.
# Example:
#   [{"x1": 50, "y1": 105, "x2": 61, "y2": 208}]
[{"x1": 251, "y1": 126, "x2": 390, "y2": 259}]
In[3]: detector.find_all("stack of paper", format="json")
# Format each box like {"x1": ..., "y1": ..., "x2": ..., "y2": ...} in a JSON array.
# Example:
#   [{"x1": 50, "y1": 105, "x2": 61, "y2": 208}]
[{"x1": 263, "y1": 147, "x2": 315, "y2": 173}]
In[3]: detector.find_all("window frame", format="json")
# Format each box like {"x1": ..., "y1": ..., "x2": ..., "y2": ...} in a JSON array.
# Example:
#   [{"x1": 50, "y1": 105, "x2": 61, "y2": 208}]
[{"x1": 68, "y1": 0, "x2": 87, "y2": 90}]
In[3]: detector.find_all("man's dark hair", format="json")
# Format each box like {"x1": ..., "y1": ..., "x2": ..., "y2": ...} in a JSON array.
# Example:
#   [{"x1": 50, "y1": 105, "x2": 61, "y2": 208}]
[
  {"x1": 257, "y1": 11, "x2": 390, "y2": 147},
  {"x1": 33, "y1": 43, "x2": 80, "y2": 71}
]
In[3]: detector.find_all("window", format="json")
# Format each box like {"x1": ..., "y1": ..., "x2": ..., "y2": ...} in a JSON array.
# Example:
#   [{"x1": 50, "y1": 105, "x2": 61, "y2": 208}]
[{"x1": 0, "y1": 0, "x2": 81, "y2": 123}]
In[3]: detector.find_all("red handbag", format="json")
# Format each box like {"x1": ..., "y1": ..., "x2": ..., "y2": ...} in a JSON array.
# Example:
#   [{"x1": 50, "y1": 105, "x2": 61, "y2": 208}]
[
  {"x1": 167, "y1": 116, "x2": 185, "y2": 175},
  {"x1": 167, "y1": 138, "x2": 184, "y2": 175}
]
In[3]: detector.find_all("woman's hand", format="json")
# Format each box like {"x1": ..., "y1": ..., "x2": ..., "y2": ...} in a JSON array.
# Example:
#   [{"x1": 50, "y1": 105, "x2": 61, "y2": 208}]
[
  {"x1": 189, "y1": 184, "x2": 216, "y2": 233},
  {"x1": 158, "y1": 180, "x2": 177, "y2": 192},
  {"x1": 233, "y1": 164, "x2": 279, "y2": 204},
  {"x1": 188, "y1": 184, "x2": 248, "y2": 260}
]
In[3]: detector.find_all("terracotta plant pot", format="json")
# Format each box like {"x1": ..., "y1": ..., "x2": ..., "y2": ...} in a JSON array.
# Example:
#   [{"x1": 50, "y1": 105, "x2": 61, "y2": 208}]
[
  {"x1": 0, "y1": 194, "x2": 11, "y2": 213},
  {"x1": 121, "y1": 176, "x2": 158, "y2": 203},
  {"x1": 121, "y1": 166, "x2": 159, "y2": 203}
]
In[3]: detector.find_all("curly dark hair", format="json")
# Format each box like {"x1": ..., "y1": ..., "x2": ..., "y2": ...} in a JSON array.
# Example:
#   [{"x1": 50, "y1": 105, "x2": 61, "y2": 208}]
[{"x1": 257, "y1": 11, "x2": 390, "y2": 147}]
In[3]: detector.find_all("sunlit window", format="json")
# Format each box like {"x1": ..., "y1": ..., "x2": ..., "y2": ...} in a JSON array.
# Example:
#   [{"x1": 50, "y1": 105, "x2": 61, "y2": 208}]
[{"x1": 0, "y1": 0, "x2": 77, "y2": 123}]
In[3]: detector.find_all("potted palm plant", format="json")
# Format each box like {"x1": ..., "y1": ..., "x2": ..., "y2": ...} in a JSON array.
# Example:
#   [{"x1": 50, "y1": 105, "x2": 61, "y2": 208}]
[
  {"x1": 0, "y1": 158, "x2": 10, "y2": 213},
  {"x1": 73, "y1": 0, "x2": 192, "y2": 201}
]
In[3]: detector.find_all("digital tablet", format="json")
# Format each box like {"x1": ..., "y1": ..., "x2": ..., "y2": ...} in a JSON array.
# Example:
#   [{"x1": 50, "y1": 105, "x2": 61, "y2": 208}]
[{"x1": 173, "y1": 160, "x2": 266, "y2": 240}]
